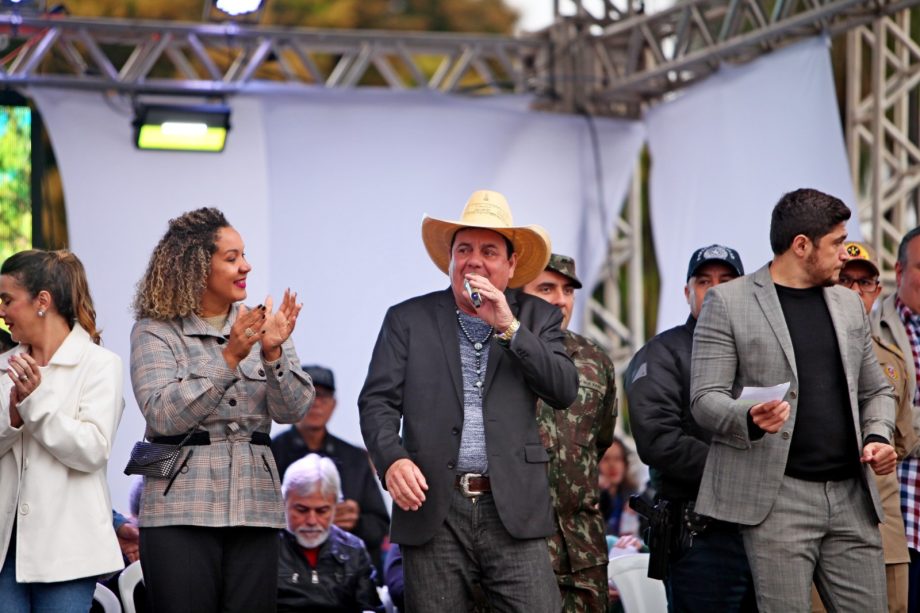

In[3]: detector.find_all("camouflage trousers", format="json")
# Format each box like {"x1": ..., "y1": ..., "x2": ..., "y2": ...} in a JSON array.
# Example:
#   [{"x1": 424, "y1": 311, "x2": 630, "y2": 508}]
[{"x1": 557, "y1": 564, "x2": 609, "y2": 613}]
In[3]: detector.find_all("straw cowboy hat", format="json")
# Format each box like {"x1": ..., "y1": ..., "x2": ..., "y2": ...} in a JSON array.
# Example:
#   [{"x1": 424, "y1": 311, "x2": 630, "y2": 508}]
[{"x1": 421, "y1": 189, "x2": 551, "y2": 288}]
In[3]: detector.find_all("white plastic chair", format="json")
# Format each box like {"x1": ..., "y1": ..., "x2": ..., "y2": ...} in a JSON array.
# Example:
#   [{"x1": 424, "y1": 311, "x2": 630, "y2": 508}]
[
  {"x1": 118, "y1": 560, "x2": 145, "y2": 613},
  {"x1": 607, "y1": 553, "x2": 668, "y2": 613},
  {"x1": 93, "y1": 582, "x2": 122, "y2": 613}
]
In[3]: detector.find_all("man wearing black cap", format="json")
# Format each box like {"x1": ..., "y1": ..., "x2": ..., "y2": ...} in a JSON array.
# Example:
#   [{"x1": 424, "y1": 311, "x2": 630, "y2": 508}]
[
  {"x1": 626, "y1": 244, "x2": 756, "y2": 611},
  {"x1": 522, "y1": 253, "x2": 617, "y2": 612},
  {"x1": 271, "y1": 365, "x2": 390, "y2": 575}
]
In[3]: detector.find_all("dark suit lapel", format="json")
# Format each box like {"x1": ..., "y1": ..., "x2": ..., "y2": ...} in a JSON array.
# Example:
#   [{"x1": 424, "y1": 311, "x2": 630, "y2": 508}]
[
  {"x1": 753, "y1": 265, "x2": 799, "y2": 380},
  {"x1": 482, "y1": 289, "x2": 514, "y2": 399},
  {"x1": 436, "y1": 289, "x2": 464, "y2": 407}
]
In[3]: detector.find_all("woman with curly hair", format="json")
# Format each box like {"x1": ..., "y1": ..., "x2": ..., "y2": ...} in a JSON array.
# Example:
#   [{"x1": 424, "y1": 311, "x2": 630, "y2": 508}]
[
  {"x1": 130, "y1": 207, "x2": 314, "y2": 613},
  {"x1": 0, "y1": 250, "x2": 125, "y2": 611}
]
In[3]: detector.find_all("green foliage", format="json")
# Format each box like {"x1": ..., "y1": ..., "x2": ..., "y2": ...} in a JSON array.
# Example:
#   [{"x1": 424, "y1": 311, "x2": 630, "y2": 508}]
[
  {"x1": 0, "y1": 107, "x2": 33, "y2": 266},
  {"x1": 63, "y1": 0, "x2": 518, "y2": 33}
]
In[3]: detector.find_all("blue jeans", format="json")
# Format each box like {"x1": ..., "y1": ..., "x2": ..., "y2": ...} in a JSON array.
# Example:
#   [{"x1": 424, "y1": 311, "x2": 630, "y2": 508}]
[
  {"x1": 402, "y1": 488, "x2": 561, "y2": 613},
  {"x1": 667, "y1": 520, "x2": 757, "y2": 612},
  {"x1": 0, "y1": 530, "x2": 96, "y2": 613}
]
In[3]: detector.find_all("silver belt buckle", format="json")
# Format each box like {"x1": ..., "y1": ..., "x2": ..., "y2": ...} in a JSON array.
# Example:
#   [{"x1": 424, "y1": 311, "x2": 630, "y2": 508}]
[{"x1": 459, "y1": 473, "x2": 483, "y2": 497}]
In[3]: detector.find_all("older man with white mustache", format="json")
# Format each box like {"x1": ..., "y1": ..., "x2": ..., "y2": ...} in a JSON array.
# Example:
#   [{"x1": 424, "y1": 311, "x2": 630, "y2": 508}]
[{"x1": 277, "y1": 454, "x2": 382, "y2": 612}]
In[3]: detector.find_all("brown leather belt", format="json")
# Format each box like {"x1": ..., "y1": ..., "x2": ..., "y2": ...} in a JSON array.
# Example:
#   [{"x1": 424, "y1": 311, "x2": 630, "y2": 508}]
[{"x1": 455, "y1": 473, "x2": 491, "y2": 497}]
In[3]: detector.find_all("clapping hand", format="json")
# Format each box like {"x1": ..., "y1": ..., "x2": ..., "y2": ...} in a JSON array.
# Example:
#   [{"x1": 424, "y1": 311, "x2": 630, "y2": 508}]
[
  {"x1": 260, "y1": 289, "x2": 302, "y2": 361},
  {"x1": 5, "y1": 353, "x2": 39, "y2": 427},
  {"x1": 222, "y1": 304, "x2": 267, "y2": 369}
]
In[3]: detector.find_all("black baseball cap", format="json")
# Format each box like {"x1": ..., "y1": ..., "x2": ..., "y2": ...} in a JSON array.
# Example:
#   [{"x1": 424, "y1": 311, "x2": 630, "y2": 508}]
[
  {"x1": 686, "y1": 245, "x2": 744, "y2": 281},
  {"x1": 302, "y1": 365, "x2": 335, "y2": 391}
]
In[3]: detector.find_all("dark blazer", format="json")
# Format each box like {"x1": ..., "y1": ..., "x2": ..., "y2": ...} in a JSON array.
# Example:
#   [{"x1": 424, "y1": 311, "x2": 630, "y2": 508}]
[{"x1": 359, "y1": 287, "x2": 578, "y2": 546}]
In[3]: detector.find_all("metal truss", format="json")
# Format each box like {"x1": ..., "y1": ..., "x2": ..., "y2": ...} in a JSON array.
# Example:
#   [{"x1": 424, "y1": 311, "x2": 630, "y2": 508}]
[
  {"x1": 531, "y1": 0, "x2": 920, "y2": 117},
  {"x1": 0, "y1": 14, "x2": 541, "y2": 96},
  {"x1": 847, "y1": 9, "x2": 920, "y2": 287},
  {"x1": 0, "y1": 4, "x2": 914, "y2": 380},
  {"x1": 584, "y1": 163, "x2": 647, "y2": 376},
  {"x1": 537, "y1": 0, "x2": 919, "y2": 383}
]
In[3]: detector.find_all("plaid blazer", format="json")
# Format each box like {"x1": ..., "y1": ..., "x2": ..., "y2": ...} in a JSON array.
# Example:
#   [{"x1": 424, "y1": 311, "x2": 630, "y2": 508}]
[
  {"x1": 690, "y1": 264, "x2": 895, "y2": 525},
  {"x1": 130, "y1": 305, "x2": 313, "y2": 528}
]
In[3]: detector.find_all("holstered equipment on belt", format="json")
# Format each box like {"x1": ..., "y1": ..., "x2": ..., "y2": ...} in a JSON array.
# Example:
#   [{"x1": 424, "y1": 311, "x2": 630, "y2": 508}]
[{"x1": 628, "y1": 494, "x2": 672, "y2": 580}]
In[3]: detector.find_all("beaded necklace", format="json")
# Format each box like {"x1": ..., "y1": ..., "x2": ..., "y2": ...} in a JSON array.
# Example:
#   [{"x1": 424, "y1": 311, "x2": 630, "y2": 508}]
[{"x1": 456, "y1": 309, "x2": 493, "y2": 397}]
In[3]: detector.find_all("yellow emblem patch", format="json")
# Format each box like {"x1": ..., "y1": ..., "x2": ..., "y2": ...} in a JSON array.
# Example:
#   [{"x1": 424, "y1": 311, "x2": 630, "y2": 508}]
[{"x1": 883, "y1": 364, "x2": 898, "y2": 381}]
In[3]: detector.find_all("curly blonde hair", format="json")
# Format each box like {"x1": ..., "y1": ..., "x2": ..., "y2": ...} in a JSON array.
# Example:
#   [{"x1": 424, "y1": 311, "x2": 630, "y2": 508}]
[{"x1": 132, "y1": 208, "x2": 230, "y2": 320}]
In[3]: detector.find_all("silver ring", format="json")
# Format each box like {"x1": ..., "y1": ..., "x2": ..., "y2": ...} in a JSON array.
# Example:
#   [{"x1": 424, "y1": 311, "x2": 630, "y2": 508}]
[
  {"x1": 244, "y1": 328, "x2": 255, "y2": 338},
  {"x1": 18, "y1": 374, "x2": 26, "y2": 381}
]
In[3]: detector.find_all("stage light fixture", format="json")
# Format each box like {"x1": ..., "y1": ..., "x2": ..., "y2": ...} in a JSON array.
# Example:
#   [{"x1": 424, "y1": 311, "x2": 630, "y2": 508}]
[
  {"x1": 133, "y1": 104, "x2": 231, "y2": 153},
  {"x1": 204, "y1": 0, "x2": 266, "y2": 23},
  {"x1": 214, "y1": 0, "x2": 263, "y2": 16}
]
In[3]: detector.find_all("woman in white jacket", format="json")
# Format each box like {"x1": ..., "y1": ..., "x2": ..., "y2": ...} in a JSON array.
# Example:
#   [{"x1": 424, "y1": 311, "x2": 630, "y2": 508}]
[{"x1": 0, "y1": 249, "x2": 124, "y2": 612}]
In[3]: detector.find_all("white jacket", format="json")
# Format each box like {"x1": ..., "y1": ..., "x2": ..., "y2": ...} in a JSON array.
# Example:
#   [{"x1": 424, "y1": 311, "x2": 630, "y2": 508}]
[{"x1": 0, "y1": 325, "x2": 125, "y2": 582}]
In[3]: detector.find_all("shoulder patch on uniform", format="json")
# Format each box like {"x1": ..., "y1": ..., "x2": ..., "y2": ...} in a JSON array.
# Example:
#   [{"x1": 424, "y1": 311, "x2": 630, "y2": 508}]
[
  {"x1": 631, "y1": 362, "x2": 647, "y2": 383},
  {"x1": 581, "y1": 379, "x2": 607, "y2": 393},
  {"x1": 882, "y1": 363, "x2": 898, "y2": 381}
]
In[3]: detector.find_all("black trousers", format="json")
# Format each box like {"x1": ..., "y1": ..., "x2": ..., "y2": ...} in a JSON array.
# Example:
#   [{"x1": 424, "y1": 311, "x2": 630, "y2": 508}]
[{"x1": 139, "y1": 525, "x2": 279, "y2": 613}]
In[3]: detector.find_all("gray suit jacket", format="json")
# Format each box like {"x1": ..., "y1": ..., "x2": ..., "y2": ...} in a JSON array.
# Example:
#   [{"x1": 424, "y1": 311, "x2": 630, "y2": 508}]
[
  {"x1": 359, "y1": 288, "x2": 578, "y2": 546},
  {"x1": 690, "y1": 264, "x2": 895, "y2": 525}
]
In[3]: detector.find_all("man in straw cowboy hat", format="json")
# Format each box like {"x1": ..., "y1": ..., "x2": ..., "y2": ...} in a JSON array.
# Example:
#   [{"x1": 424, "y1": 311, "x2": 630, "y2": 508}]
[{"x1": 359, "y1": 189, "x2": 578, "y2": 612}]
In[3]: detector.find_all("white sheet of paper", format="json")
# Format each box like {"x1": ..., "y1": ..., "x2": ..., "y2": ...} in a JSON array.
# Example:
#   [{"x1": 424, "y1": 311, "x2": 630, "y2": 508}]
[{"x1": 738, "y1": 382, "x2": 790, "y2": 405}]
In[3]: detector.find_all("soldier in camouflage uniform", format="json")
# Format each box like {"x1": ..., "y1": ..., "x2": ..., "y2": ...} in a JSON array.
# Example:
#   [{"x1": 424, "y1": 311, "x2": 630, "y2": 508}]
[{"x1": 523, "y1": 253, "x2": 618, "y2": 612}]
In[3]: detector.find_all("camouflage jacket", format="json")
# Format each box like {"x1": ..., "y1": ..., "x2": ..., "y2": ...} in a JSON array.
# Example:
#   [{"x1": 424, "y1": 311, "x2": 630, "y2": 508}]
[{"x1": 538, "y1": 330, "x2": 617, "y2": 573}]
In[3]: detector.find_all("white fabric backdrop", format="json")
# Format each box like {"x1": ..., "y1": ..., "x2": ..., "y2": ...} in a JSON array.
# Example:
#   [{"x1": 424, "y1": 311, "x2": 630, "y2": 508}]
[
  {"x1": 30, "y1": 88, "x2": 645, "y2": 509},
  {"x1": 646, "y1": 37, "x2": 859, "y2": 332}
]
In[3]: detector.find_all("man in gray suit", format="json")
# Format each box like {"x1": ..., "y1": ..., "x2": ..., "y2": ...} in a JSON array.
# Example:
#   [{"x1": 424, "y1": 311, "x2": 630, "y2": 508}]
[
  {"x1": 690, "y1": 188, "x2": 897, "y2": 611},
  {"x1": 359, "y1": 189, "x2": 578, "y2": 612}
]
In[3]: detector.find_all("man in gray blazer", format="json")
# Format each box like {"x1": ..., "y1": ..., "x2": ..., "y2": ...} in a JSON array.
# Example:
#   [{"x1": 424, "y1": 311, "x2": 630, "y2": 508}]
[
  {"x1": 690, "y1": 188, "x2": 897, "y2": 611},
  {"x1": 359, "y1": 189, "x2": 578, "y2": 612}
]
